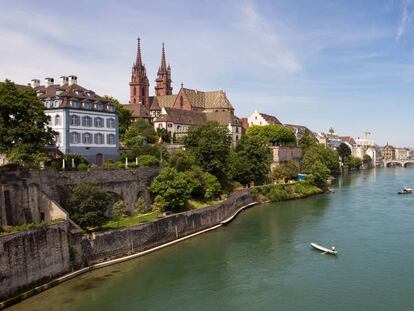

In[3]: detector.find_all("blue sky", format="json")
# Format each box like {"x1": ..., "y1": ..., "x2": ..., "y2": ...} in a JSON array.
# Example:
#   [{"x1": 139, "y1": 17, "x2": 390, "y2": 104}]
[{"x1": 1, "y1": 0, "x2": 414, "y2": 146}]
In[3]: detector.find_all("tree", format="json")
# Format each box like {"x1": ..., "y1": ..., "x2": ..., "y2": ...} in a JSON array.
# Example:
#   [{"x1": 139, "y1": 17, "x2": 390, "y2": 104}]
[
  {"x1": 138, "y1": 154, "x2": 160, "y2": 167},
  {"x1": 301, "y1": 144, "x2": 340, "y2": 175},
  {"x1": 150, "y1": 167, "x2": 191, "y2": 212},
  {"x1": 168, "y1": 149, "x2": 197, "y2": 172},
  {"x1": 0, "y1": 80, "x2": 55, "y2": 165},
  {"x1": 104, "y1": 96, "x2": 132, "y2": 141},
  {"x1": 156, "y1": 128, "x2": 171, "y2": 143},
  {"x1": 203, "y1": 172, "x2": 222, "y2": 199},
  {"x1": 247, "y1": 125, "x2": 296, "y2": 146},
  {"x1": 233, "y1": 135, "x2": 271, "y2": 185},
  {"x1": 270, "y1": 160, "x2": 298, "y2": 182},
  {"x1": 112, "y1": 200, "x2": 128, "y2": 227},
  {"x1": 363, "y1": 154, "x2": 373, "y2": 168},
  {"x1": 346, "y1": 156, "x2": 362, "y2": 170},
  {"x1": 184, "y1": 121, "x2": 232, "y2": 186},
  {"x1": 306, "y1": 160, "x2": 330, "y2": 190},
  {"x1": 299, "y1": 129, "x2": 317, "y2": 150},
  {"x1": 65, "y1": 183, "x2": 112, "y2": 228},
  {"x1": 124, "y1": 118, "x2": 156, "y2": 147},
  {"x1": 337, "y1": 143, "x2": 351, "y2": 160}
]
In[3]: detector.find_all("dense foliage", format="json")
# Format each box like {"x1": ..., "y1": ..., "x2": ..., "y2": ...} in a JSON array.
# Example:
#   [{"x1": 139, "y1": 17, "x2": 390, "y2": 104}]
[
  {"x1": 233, "y1": 135, "x2": 271, "y2": 185},
  {"x1": 0, "y1": 80, "x2": 55, "y2": 165},
  {"x1": 247, "y1": 125, "x2": 296, "y2": 146},
  {"x1": 301, "y1": 144, "x2": 340, "y2": 176},
  {"x1": 184, "y1": 121, "x2": 232, "y2": 186},
  {"x1": 337, "y1": 143, "x2": 352, "y2": 160},
  {"x1": 104, "y1": 96, "x2": 132, "y2": 140},
  {"x1": 65, "y1": 183, "x2": 112, "y2": 228},
  {"x1": 271, "y1": 160, "x2": 298, "y2": 181},
  {"x1": 124, "y1": 118, "x2": 156, "y2": 146}
]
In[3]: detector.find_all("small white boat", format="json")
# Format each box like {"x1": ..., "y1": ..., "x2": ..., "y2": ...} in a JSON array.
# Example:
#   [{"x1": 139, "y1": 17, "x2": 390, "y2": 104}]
[
  {"x1": 398, "y1": 188, "x2": 412, "y2": 195},
  {"x1": 310, "y1": 243, "x2": 337, "y2": 255}
]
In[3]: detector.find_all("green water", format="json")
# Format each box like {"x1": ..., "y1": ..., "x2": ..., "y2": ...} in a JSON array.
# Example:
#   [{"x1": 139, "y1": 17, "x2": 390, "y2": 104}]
[{"x1": 9, "y1": 168, "x2": 414, "y2": 311}]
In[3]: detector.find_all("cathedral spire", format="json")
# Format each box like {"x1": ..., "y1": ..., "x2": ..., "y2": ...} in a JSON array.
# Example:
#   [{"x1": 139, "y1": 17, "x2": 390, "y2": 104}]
[
  {"x1": 135, "y1": 37, "x2": 142, "y2": 67},
  {"x1": 160, "y1": 42, "x2": 167, "y2": 72}
]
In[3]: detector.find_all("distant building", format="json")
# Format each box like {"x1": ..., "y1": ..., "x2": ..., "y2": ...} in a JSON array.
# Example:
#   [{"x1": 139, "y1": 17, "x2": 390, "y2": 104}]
[
  {"x1": 248, "y1": 111, "x2": 282, "y2": 127},
  {"x1": 124, "y1": 38, "x2": 242, "y2": 145},
  {"x1": 317, "y1": 128, "x2": 341, "y2": 149},
  {"x1": 395, "y1": 148, "x2": 410, "y2": 160},
  {"x1": 32, "y1": 76, "x2": 119, "y2": 165},
  {"x1": 285, "y1": 124, "x2": 314, "y2": 141},
  {"x1": 339, "y1": 136, "x2": 356, "y2": 149},
  {"x1": 383, "y1": 143, "x2": 395, "y2": 161}
]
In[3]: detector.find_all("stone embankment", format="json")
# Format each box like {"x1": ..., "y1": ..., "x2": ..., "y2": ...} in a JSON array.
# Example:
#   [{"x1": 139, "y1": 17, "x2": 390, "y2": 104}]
[{"x1": 0, "y1": 190, "x2": 255, "y2": 308}]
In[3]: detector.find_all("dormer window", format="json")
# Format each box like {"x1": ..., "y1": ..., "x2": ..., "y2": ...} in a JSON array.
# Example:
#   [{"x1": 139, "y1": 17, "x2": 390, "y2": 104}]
[
  {"x1": 107, "y1": 104, "x2": 115, "y2": 112},
  {"x1": 70, "y1": 100, "x2": 80, "y2": 108},
  {"x1": 95, "y1": 103, "x2": 103, "y2": 111},
  {"x1": 83, "y1": 101, "x2": 92, "y2": 109},
  {"x1": 75, "y1": 90, "x2": 83, "y2": 96}
]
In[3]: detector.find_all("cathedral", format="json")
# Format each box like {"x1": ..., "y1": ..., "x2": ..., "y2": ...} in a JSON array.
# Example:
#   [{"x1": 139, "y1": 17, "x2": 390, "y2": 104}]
[{"x1": 124, "y1": 38, "x2": 242, "y2": 144}]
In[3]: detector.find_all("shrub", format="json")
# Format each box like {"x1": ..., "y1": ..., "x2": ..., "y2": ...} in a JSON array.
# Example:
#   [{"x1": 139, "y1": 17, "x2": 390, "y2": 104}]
[
  {"x1": 134, "y1": 197, "x2": 152, "y2": 214},
  {"x1": 112, "y1": 200, "x2": 128, "y2": 227},
  {"x1": 77, "y1": 163, "x2": 88, "y2": 171},
  {"x1": 203, "y1": 172, "x2": 221, "y2": 199},
  {"x1": 138, "y1": 155, "x2": 159, "y2": 167}
]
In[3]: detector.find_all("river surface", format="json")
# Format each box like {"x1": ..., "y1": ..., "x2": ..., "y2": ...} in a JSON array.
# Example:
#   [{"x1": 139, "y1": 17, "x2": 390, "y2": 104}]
[{"x1": 9, "y1": 167, "x2": 414, "y2": 311}]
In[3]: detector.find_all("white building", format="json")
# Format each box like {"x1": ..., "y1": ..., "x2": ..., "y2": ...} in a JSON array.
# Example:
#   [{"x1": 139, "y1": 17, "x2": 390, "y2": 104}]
[
  {"x1": 248, "y1": 111, "x2": 282, "y2": 127},
  {"x1": 32, "y1": 76, "x2": 119, "y2": 165}
]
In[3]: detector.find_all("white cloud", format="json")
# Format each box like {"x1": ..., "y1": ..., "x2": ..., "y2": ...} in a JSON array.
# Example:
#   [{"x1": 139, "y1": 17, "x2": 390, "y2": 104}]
[{"x1": 396, "y1": 0, "x2": 414, "y2": 41}]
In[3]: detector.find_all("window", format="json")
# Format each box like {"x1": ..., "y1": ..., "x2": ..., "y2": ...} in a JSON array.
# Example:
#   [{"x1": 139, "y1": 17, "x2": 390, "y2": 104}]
[
  {"x1": 82, "y1": 116, "x2": 92, "y2": 127},
  {"x1": 107, "y1": 104, "x2": 115, "y2": 112},
  {"x1": 83, "y1": 132, "x2": 92, "y2": 144},
  {"x1": 168, "y1": 123, "x2": 173, "y2": 128},
  {"x1": 94, "y1": 117, "x2": 104, "y2": 128},
  {"x1": 236, "y1": 127, "x2": 239, "y2": 133},
  {"x1": 71, "y1": 115, "x2": 80, "y2": 126},
  {"x1": 106, "y1": 118, "x2": 115, "y2": 128},
  {"x1": 54, "y1": 115, "x2": 61, "y2": 126},
  {"x1": 107, "y1": 134, "x2": 115, "y2": 145},
  {"x1": 55, "y1": 132, "x2": 61, "y2": 144},
  {"x1": 133, "y1": 87, "x2": 136, "y2": 96},
  {"x1": 157, "y1": 123, "x2": 163, "y2": 128},
  {"x1": 95, "y1": 103, "x2": 103, "y2": 111},
  {"x1": 83, "y1": 101, "x2": 92, "y2": 109},
  {"x1": 70, "y1": 132, "x2": 80, "y2": 144},
  {"x1": 94, "y1": 133, "x2": 104, "y2": 144},
  {"x1": 180, "y1": 96, "x2": 183, "y2": 108},
  {"x1": 70, "y1": 100, "x2": 80, "y2": 108}
]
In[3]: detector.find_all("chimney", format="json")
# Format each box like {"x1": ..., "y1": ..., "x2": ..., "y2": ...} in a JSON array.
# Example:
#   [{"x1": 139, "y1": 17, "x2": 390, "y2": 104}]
[
  {"x1": 68, "y1": 75, "x2": 78, "y2": 85},
  {"x1": 60, "y1": 76, "x2": 69, "y2": 86},
  {"x1": 44, "y1": 77, "x2": 54, "y2": 87},
  {"x1": 31, "y1": 79, "x2": 40, "y2": 88}
]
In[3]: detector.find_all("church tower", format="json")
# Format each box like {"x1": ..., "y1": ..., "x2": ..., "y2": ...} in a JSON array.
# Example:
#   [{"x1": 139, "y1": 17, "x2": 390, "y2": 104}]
[
  {"x1": 130, "y1": 38, "x2": 150, "y2": 107},
  {"x1": 154, "y1": 43, "x2": 173, "y2": 96}
]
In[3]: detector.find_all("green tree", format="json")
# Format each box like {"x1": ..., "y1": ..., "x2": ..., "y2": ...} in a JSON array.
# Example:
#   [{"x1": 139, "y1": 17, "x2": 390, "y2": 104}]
[
  {"x1": 306, "y1": 160, "x2": 330, "y2": 190},
  {"x1": 203, "y1": 172, "x2": 222, "y2": 199},
  {"x1": 65, "y1": 183, "x2": 112, "y2": 228},
  {"x1": 301, "y1": 144, "x2": 340, "y2": 175},
  {"x1": 298, "y1": 129, "x2": 317, "y2": 150},
  {"x1": 363, "y1": 154, "x2": 373, "y2": 168},
  {"x1": 104, "y1": 96, "x2": 132, "y2": 141},
  {"x1": 168, "y1": 149, "x2": 197, "y2": 172},
  {"x1": 270, "y1": 160, "x2": 298, "y2": 182},
  {"x1": 247, "y1": 125, "x2": 296, "y2": 146},
  {"x1": 347, "y1": 156, "x2": 362, "y2": 170},
  {"x1": 233, "y1": 135, "x2": 271, "y2": 185},
  {"x1": 0, "y1": 80, "x2": 55, "y2": 165},
  {"x1": 138, "y1": 154, "x2": 160, "y2": 167},
  {"x1": 112, "y1": 200, "x2": 128, "y2": 227},
  {"x1": 337, "y1": 143, "x2": 352, "y2": 160},
  {"x1": 184, "y1": 121, "x2": 232, "y2": 186},
  {"x1": 150, "y1": 167, "x2": 191, "y2": 212},
  {"x1": 124, "y1": 118, "x2": 156, "y2": 147},
  {"x1": 156, "y1": 128, "x2": 171, "y2": 143}
]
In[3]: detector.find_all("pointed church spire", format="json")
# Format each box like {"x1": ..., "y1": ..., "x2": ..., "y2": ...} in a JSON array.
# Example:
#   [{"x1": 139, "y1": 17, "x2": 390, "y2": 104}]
[
  {"x1": 160, "y1": 42, "x2": 167, "y2": 72},
  {"x1": 136, "y1": 37, "x2": 142, "y2": 67}
]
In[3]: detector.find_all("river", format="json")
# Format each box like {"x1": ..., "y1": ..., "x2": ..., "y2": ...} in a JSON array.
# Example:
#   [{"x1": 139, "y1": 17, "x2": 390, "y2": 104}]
[{"x1": 8, "y1": 167, "x2": 414, "y2": 311}]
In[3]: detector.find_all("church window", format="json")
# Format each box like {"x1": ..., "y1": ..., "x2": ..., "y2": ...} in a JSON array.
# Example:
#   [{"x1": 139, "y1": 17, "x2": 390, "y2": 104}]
[
  {"x1": 180, "y1": 96, "x2": 183, "y2": 108},
  {"x1": 133, "y1": 98, "x2": 136, "y2": 104},
  {"x1": 133, "y1": 87, "x2": 136, "y2": 96}
]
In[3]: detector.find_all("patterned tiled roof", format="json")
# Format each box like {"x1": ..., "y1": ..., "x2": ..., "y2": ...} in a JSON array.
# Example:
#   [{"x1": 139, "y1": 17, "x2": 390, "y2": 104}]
[
  {"x1": 182, "y1": 88, "x2": 234, "y2": 110},
  {"x1": 150, "y1": 95, "x2": 177, "y2": 110},
  {"x1": 204, "y1": 111, "x2": 240, "y2": 126}
]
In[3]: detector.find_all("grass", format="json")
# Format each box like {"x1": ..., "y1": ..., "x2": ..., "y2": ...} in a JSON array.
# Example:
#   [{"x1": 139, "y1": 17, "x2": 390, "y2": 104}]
[
  {"x1": 99, "y1": 212, "x2": 158, "y2": 230},
  {"x1": 0, "y1": 219, "x2": 65, "y2": 236},
  {"x1": 187, "y1": 198, "x2": 223, "y2": 209}
]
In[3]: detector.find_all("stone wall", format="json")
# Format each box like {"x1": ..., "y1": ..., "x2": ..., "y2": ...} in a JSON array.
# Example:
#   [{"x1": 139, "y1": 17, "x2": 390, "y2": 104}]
[
  {"x1": 79, "y1": 190, "x2": 254, "y2": 265},
  {"x1": 0, "y1": 222, "x2": 70, "y2": 301},
  {"x1": 270, "y1": 146, "x2": 302, "y2": 170},
  {"x1": 0, "y1": 167, "x2": 160, "y2": 226}
]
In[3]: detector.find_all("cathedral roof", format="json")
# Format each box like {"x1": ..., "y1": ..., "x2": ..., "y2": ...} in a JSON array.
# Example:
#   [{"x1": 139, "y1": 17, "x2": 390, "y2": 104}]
[
  {"x1": 204, "y1": 111, "x2": 240, "y2": 126},
  {"x1": 124, "y1": 103, "x2": 151, "y2": 119},
  {"x1": 151, "y1": 95, "x2": 177, "y2": 110},
  {"x1": 182, "y1": 88, "x2": 234, "y2": 110}
]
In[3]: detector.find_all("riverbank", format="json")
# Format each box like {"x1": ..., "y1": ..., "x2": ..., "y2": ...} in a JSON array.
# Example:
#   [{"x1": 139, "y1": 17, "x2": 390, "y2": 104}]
[{"x1": 1, "y1": 182, "x2": 322, "y2": 309}]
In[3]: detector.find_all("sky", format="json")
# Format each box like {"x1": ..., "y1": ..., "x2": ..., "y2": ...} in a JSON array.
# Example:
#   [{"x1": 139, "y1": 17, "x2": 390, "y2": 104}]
[{"x1": 1, "y1": 0, "x2": 414, "y2": 146}]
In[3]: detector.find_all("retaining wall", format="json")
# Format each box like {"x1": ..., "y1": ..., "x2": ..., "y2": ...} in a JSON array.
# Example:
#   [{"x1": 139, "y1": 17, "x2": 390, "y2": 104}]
[{"x1": 0, "y1": 222, "x2": 70, "y2": 301}]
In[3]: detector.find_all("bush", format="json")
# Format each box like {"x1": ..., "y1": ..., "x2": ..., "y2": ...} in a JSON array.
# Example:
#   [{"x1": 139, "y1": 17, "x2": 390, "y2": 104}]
[
  {"x1": 138, "y1": 155, "x2": 160, "y2": 167},
  {"x1": 112, "y1": 200, "x2": 128, "y2": 226},
  {"x1": 77, "y1": 163, "x2": 88, "y2": 171},
  {"x1": 134, "y1": 197, "x2": 152, "y2": 214},
  {"x1": 65, "y1": 183, "x2": 112, "y2": 228},
  {"x1": 203, "y1": 172, "x2": 221, "y2": 199}
]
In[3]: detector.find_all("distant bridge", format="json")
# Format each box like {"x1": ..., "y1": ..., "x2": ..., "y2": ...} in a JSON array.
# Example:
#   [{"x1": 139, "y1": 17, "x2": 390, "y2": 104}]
[{"x1": 383, "y1": 160, "x2": 414, "y2": 167}]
